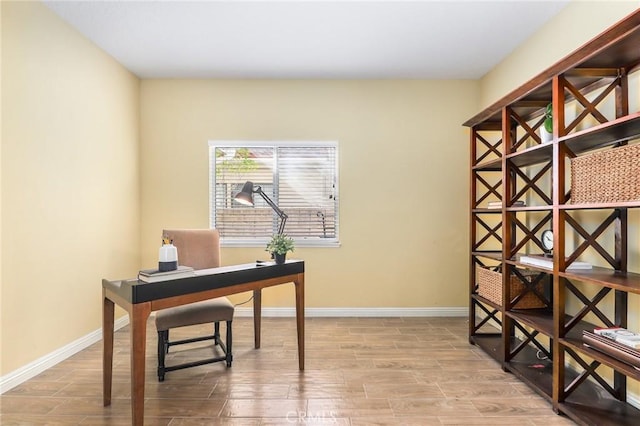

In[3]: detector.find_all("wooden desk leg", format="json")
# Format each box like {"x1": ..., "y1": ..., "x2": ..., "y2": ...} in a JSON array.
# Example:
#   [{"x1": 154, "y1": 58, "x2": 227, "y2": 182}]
[
  {"x1": 295, "y1": 273, "x2": 305, "y2": 370},
  {"x1": 253, "y1": 289, "x2": 262, "y2": 349},
  {"x1": 102, "y1": 291, "x2": 115, "y2": 406},
  {"x1": 130, "y1": 302, "x2": 151, "y2": 426}
]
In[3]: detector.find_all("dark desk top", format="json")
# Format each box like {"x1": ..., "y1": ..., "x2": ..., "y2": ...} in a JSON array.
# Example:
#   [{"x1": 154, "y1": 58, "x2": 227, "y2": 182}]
[{"x1": 103, "y1": 260, "x2": 304, "y2": 304}]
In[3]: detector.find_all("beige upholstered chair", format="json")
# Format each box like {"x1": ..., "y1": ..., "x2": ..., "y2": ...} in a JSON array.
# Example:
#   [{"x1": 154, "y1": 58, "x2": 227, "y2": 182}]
[{"x1": 155, "y1": 229, "x2": 234, "y2": 382}]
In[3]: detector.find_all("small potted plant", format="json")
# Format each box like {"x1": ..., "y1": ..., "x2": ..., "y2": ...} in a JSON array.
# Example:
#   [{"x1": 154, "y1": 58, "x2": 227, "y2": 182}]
[
  {"x1": 266, "y1": 234, "x2": 295, "y2": 264},
  {"x1": 541, "y1": 103, "x2": 553, "y2": 143}
]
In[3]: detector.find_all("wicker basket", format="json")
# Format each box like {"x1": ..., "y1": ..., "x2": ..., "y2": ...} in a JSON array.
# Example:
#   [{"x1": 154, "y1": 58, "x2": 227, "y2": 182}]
[
  {"x1": 475, "y1": 265, "x2": 546, "y2": 309},
  {"x1": 571, "y1": 143, "x2": 640, "y2": 204}
]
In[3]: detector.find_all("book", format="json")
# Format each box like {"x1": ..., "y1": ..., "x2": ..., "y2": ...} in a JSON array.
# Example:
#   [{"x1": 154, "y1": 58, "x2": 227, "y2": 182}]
[
  {"x1": 487, "y1": 200, "x2": 525, "y2": 209},
  {"x1": 594, "y1": 326, "x2": 640, "y2": 349},
  {"x1": 583, "y1": 330, "x2": 640, "y2": 368},
  {"x1": 138, "y1": 265, "x2": 195, "y2": 283},
  {"x1": 519, "y1": 254, "x2": 592, "y2": 270}
]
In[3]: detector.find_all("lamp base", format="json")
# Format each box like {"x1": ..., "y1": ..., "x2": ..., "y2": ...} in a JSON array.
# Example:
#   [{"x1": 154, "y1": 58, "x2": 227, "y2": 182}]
[{"x1": 159, "y1": 261, "x2": 178, "y2": 272}]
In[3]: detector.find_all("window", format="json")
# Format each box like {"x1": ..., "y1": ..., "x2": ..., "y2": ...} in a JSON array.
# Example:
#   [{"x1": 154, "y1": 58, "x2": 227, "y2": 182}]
[{"x1": 209, "y1": 141, "x2": 339, "y2": 246}]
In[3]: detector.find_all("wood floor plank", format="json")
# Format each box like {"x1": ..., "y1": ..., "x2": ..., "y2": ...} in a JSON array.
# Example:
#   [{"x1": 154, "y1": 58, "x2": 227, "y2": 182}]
[{"x1": 0, "y1": 316, "x2": 575, "y2": 424}]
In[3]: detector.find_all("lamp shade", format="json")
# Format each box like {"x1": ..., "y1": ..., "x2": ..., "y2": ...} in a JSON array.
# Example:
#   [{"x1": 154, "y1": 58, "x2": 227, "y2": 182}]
[{"x1": 234, "y1": 181, "x2": 255, "y2": 206}]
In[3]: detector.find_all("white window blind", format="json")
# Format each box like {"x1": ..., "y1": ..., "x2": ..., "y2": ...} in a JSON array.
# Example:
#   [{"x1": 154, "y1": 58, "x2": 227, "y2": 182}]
[{"x1": 209, "y1": 141, "x2": 339, "y2": 246}]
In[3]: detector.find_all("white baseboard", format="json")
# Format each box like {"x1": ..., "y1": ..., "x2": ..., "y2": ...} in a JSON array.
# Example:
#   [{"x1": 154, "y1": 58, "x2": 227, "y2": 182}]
[
  {"x1": 0, "y1": 315, "x2": 130, "y2": 394},
  {"x1": 234, "y1": 306, "x2": 468, "y2": 317}
]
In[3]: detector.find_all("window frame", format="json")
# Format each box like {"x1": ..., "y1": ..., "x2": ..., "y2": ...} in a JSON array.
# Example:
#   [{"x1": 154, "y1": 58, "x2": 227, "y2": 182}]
[{"x1": 209, "y1": 140, "x2": 340, "y2": 248}]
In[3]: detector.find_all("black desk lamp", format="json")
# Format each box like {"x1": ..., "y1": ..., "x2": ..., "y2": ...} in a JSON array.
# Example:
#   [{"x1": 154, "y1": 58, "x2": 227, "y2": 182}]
[{"x1": 234, "y1": 181, "x2": 288, "y2": 235}]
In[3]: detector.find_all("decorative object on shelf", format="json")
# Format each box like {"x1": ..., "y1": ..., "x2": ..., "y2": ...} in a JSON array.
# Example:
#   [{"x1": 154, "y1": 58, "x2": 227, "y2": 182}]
[
  {"x1": 571, "y1": 143, "x2": 640, "y2": 203},
  {"x1": 234, "y1": 181, "x2": 289, "y2": 234},
  {"x1": 583, "y1": 330, "x2": 640, "y2": 369},
  {"x1": 540, "y1": 103, "x2": 553, "y2": 144},
  {"x1": 541, "y1": 229, "x2": 553, "y2": 257},
  {"x1": 158, "y1": 236, "x2": 178, "y2": 272},
  {"x1": 475, "y1": 265, "x2": 545, "y2": 308},
  {"x1": 519, "y1": 254, "x2": 591, "y2": 270},
  {"x1": 594, "y1": 327, "x2": 640, "y2": 349},
  {"x1": 265, "y1": 234, "x2": 294, "y2": 264},
  {"x1": 487, "y1": 200, "x2": 525, "y2": 209},
  {"x1": 138, "y1": 265, "x2": 195, "y2": 283}
]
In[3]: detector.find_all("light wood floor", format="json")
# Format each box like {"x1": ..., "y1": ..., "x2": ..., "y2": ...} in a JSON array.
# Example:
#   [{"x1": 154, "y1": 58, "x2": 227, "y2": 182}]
[{"x1": 1, "y1": 316, "x2": 575, "y2": 425}]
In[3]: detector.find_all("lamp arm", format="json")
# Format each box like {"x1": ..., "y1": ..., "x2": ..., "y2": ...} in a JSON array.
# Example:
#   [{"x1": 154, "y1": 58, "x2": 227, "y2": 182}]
[{"x1": 255, "y1": 186, "x2": 288, "y2": 234}]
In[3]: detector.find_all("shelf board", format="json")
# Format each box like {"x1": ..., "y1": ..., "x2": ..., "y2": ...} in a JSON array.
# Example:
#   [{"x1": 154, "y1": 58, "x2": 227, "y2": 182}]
[
  {"x1": 472, "y1": 251, "x2": 503, "y2": 261},
  {"x1": 561, "y1": 336, "x2": 640, "y2": 382},
  {"x1": 506, "y1": 143, "x2": 553, "y2": 168},
  {"x1": 560, "y1": 267, "x2": 640, "y2": 295},
  {"x1": 473, "y1": 206, "x2": 552, "y2": 212},
  {"x1": 472, "y1": 158, "x2": 502, "y2": 171},
  {"x1": 559, "y1": 356, "x2": 640, "y2": 425},
  {"x1": 560, "y1": 396, "x2": 640, "y2": 426},
  {"x1": 560, "y1": 200, "x2": 640, "y2": 210},
  {"x1": 506, "y1": 205, "x2": 553, "y2": 212},
  {"x1": 506, "y1": 309, "x2": 554, "y2": 337},
  {"x1": 471, "y1": 293, "x2": 502, "y2": 311},
  {"x1": 560, "y1": 112, "x2": 640, "y2": 154},
  {"x1": 472, "y1": 208, "x2": 502, "y2": 214},
  {"x1": 504, "y1": 337, "x2": 553, "y2": 400},
  {"x1": 507, "y1": 255, "x2": 554, "y2": 273},
  {"x1": 470, "y1": 333, "x2": 503, "y2": 364}
]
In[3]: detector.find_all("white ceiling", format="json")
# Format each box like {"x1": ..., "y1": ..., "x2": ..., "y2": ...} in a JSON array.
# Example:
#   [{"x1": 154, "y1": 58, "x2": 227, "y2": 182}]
[{"x1": 43, "y1": 0, "x2": 570, "y2": 79}]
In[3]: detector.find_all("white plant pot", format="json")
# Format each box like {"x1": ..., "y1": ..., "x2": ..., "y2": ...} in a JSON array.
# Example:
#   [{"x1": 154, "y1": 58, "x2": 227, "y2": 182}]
[{"x1": 540, "y1": 127, "x2": 553, "y2": 144}]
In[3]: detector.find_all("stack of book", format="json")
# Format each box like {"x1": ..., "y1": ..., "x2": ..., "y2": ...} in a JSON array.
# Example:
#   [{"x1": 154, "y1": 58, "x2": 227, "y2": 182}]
[
  {"x1": 138, "y1": 265, "x2": 195, "y2": 283},
  {"x1": 583, "y1": 327, "x2": 640, "y2": 369},
  {"x1": 487, "y1": 200, "x2": 525, "y2": 209},
  {"x1": 519, "y1": 254, "x2": 592, "y2": 270}
]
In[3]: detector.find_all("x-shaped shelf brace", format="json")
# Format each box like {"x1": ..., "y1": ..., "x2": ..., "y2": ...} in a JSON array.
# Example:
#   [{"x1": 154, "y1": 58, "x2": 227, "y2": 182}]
[
  {"x1": 475, "y1": 173, "x2": 502, "y2": 206},
  {"x1": 472, "y1": 300, "x2": 502, "y2": 333},
  {"x1": 563, "y1": 279, "x2": 615, "y2": 334},
  {"x1": 508, "y1": 107, "x2": 549, "y2": 151},
  {"x1": 563, "y1": 347, "x2": 621, "y2": 400},
  {"x1": 475, "y1": 132, "x2": 503, "y2": 164},
  {"x1": 507, "y1": 212, "x2": 553, "y2": 257},
  {"x1": 474, "y1": 217, "x2": 503, "y2": 251},
  {"x1": 509, "y1": 161, "x2": 553, "y2": 205},
  {"x1": 508, "y1": 321, "x2": 552, "y2": 361},
  {"x1": 560, "y1": 73, "x2": 622, "y2": 135},
  {"x1": 509, "y1": 269, "x2": 551, "y2": 308},
  {"x1": 564, "y1": 210, "x2": 621, "y2": 269}
]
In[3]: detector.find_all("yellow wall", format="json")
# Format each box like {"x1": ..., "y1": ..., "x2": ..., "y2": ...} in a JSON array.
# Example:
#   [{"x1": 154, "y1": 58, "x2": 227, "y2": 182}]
[
  {"x1": 480, "y1": 0, "x2": 639, "y2": 109},
  {"x1": 1, "y1": 0, "x2": 638, "y2": 384},
  {"x1": 1, "y1": 1, "x2": 140, "y2": 374},
  {"x1": 139, "y1": 79, "x2": 477, "y2": 308}
]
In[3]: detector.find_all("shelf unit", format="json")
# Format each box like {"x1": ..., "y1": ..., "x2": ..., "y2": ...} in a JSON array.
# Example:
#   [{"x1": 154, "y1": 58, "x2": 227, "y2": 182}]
[{"x1": 466, "y1": 10, "x2": 640, "y2": 425}]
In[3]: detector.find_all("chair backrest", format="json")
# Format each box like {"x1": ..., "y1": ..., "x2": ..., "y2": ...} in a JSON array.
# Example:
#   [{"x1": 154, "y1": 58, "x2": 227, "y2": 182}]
[{"x1": 162, "y1": 229, "x2": 221, "y2": 270}]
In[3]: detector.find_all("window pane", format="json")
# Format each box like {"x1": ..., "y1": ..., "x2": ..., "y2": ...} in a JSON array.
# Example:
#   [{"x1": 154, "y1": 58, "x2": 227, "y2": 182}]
[
  {"x1": 210, "y1": 142, "x2": 338, "y2": 244},
  {"x1": 279, "y1": 146, "x2": 337, "y2": 238}
]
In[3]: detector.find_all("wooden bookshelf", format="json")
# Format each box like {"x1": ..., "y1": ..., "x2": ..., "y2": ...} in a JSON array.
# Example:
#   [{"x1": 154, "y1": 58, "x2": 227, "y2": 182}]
[{"x1": 466, "y1": 9, "x2": 640, "y2": 425}]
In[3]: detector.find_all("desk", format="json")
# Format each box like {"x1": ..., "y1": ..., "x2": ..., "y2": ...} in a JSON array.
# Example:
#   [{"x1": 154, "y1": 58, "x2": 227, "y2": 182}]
[{"x1": 102, "y1": 260, "x2": 304, "y2": 426}]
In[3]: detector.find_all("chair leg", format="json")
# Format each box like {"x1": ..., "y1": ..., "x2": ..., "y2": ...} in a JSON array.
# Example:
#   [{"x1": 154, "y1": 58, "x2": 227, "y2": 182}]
[
  {"x1": 214, "y1": 321, "x2": 221, "y2": 345},
  {"x1": 157, "y1": 330, "x2": 168, "y2": 382},
  {"x1": 226, "y1": 320, "x2": 233, "y2": 367}
]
